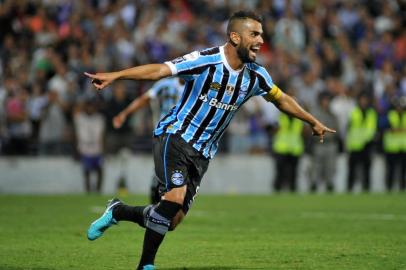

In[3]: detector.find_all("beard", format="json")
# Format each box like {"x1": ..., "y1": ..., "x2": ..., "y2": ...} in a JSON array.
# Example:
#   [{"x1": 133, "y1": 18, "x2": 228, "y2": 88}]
[{"x1": 236, "y1": 45, "x2": 255, "y2": 63}]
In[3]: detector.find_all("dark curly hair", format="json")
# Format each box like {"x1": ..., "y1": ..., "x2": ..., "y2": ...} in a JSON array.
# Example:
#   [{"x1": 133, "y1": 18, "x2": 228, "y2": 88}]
[{"x1": 226, "y1": 11, "x2": 263, "y2": 36}]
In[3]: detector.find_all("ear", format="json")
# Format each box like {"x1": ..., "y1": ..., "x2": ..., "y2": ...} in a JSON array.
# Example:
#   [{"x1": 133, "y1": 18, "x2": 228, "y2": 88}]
[{"x1": 230, "y1": 32, "x2": 241, "y2": 46}]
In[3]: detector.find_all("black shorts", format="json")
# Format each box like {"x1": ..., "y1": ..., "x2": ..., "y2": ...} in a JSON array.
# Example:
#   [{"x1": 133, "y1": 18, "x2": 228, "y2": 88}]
[{"x1": 153, "y1": 133, "x2": 209, "y2": 214}]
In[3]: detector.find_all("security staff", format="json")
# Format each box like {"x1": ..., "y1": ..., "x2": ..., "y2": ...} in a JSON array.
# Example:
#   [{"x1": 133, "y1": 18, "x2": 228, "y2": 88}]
[
  {"x1": 383, "y1": 99, "x2": 406, "y2": 191},
  {"x1": 272, "y1": 112, "x2": 304, "y2": 192},
  {"x1": 346, "y1": 92, "x2": 377, "y2": 192}
]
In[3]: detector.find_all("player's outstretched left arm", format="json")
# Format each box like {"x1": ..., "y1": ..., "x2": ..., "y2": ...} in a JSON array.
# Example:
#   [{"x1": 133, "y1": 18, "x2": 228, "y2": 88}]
[
  {"x1": 274, "y1": 93, "x2": 336, "y2": 143},
  {"x1": 84, "y1": 64, "x2": 172, "y2": 90}
]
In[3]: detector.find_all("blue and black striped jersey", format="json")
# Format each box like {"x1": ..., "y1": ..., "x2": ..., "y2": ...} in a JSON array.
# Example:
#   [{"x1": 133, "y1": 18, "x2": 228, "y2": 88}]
[{"x1": 154, "y1": 45, "x2": 283, "y2": 159}]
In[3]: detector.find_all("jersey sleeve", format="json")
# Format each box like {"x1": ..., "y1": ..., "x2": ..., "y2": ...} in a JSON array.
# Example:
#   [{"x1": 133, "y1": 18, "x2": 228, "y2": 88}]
[
  {"x1": 164, "y1": 50, "x2": 220, "y2": 81},
  {"x1": 253, "y1": 66, "x2": 283, "y2": 102}
]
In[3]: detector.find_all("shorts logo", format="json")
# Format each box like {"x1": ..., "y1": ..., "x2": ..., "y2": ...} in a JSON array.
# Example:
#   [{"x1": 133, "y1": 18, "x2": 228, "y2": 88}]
[{"x1": 171, "y1": 170, "x2": 184, "y2": 185}]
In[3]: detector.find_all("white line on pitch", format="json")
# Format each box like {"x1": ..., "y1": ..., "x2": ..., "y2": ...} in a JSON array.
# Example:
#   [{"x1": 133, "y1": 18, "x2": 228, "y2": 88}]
[{"x1": 300, "y1": 211, "x2": 406, "y2": 221}]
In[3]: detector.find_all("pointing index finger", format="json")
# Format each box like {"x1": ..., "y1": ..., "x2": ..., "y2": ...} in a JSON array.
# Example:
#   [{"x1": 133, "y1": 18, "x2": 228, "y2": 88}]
[{"x1": 84, "y1": 72, "x2": 96, "y2": 79}]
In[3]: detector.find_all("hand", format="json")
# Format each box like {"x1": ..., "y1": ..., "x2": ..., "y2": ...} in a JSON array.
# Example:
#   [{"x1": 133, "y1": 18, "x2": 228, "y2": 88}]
[
  {"x1": 312, "y1": 121, "x2": 336, "y2": 143},
  {"x1": 84, "y1": 72, "x2": 118, "y2": 90},
  {"x1": 113, "y1": 113, "x2": 127, "y2": 129}
]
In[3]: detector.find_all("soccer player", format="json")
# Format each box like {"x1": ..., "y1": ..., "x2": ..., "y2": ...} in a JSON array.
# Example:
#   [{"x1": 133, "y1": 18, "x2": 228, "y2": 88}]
[
  {"x1": 85, "y1": 11, "x2": 336, "y2": 270},
  {"x1": 112, "y1": 77, "x2": 184, "y2": 203}
]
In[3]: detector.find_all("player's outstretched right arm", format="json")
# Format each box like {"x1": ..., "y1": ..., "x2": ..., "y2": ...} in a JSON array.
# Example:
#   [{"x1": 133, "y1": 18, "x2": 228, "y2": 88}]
[{"x1": 84, "y1": 64, "x2": 172, "y2": 90}]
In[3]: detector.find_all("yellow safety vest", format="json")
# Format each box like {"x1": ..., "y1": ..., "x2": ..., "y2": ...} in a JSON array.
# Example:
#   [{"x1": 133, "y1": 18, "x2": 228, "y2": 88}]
[
  {"x1": 384, "y1": 110, "x2": 406, "y2": 153},
  {"x1": 402, "y1": 111, "x2": 406, "y2": 152},
  {"x1": 346, "y1": 107, "x2": 377, "y2": 151},
  {"x1": 273, "y1": 114, "x2": 304, "y2": 156}
]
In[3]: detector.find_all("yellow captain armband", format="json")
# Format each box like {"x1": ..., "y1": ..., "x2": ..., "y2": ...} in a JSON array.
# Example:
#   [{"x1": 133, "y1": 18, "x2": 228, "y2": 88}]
[{"x1": 264, "y1": 84, "x2": 283, "y2": 102}]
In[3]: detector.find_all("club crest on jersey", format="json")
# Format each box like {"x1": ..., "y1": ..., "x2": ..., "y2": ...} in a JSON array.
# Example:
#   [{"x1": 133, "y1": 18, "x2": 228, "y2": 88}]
[
  {"x1": 225, "y1": 85, "x2": 235, "y2": 95},
  {"x1": 171, "y1": 170, "x2": 184, "y2": 185},
  {"x1": 210, "y1": 82, "x2": 221, "y2": 91}
]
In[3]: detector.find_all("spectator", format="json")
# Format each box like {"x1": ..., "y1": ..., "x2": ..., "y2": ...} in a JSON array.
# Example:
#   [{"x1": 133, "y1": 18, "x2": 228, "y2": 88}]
[
  {"x1": 4, "y1": 86, "x2": 31, "y2": 155},
  {"x1": 47, "y1": 59, "x2": 76, "y2": 104},
  {"x1": 292, "y1": 67, "x2": 324, "y2": 110},
  {"x1": 329, "y1": 78, "x2": 356, "y2": 151},
  {"x1": 273, "y1": 7, "x2": 305, "y2": 53},
  {"x1": 74, "y1": 99, "x2": 106, "y2": 193},
  {"x1": 27, "y1": 82, "x2": 47, "y2": 154},
  {"x1": 104, "y1": 81, "x2": 133, "y2": 154},
  {"x1": 38, "y1": 89, "x2": 67, "y2": 155},
  {"x1": 0, "y1": 0, "x2": 403, "y2": 165},
  {"x1": 309, "y1": 92, "x2": 339, "y2": 192}
]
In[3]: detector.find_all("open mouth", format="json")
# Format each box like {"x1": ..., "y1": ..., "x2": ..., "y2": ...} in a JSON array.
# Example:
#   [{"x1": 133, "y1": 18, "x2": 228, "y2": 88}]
[{"x1": 250, "y1": 46, "x2": 260, "y2": 54}]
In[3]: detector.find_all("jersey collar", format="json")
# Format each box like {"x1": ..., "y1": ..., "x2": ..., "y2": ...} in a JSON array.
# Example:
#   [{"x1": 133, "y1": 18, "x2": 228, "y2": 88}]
[{"x1": 220, "y1": 45, "x2": 245, "y2": 75}]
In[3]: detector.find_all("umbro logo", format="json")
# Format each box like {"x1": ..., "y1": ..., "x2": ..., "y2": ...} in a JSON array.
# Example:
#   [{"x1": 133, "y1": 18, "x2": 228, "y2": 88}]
[{"x1": 210, "y1": 82, "x2": 221, "y2": 91}]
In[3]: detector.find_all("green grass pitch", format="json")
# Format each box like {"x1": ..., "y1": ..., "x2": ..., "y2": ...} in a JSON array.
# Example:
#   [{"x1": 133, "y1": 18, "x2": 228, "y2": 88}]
[{"x1": 0, "y1": 194, "x2": 405, "y2": 270}]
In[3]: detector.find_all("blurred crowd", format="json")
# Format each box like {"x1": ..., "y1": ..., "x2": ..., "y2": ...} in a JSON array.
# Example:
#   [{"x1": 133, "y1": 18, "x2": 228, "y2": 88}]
[{"x1": 0, "y1": 0, "x2": 406, "y2": 190}]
